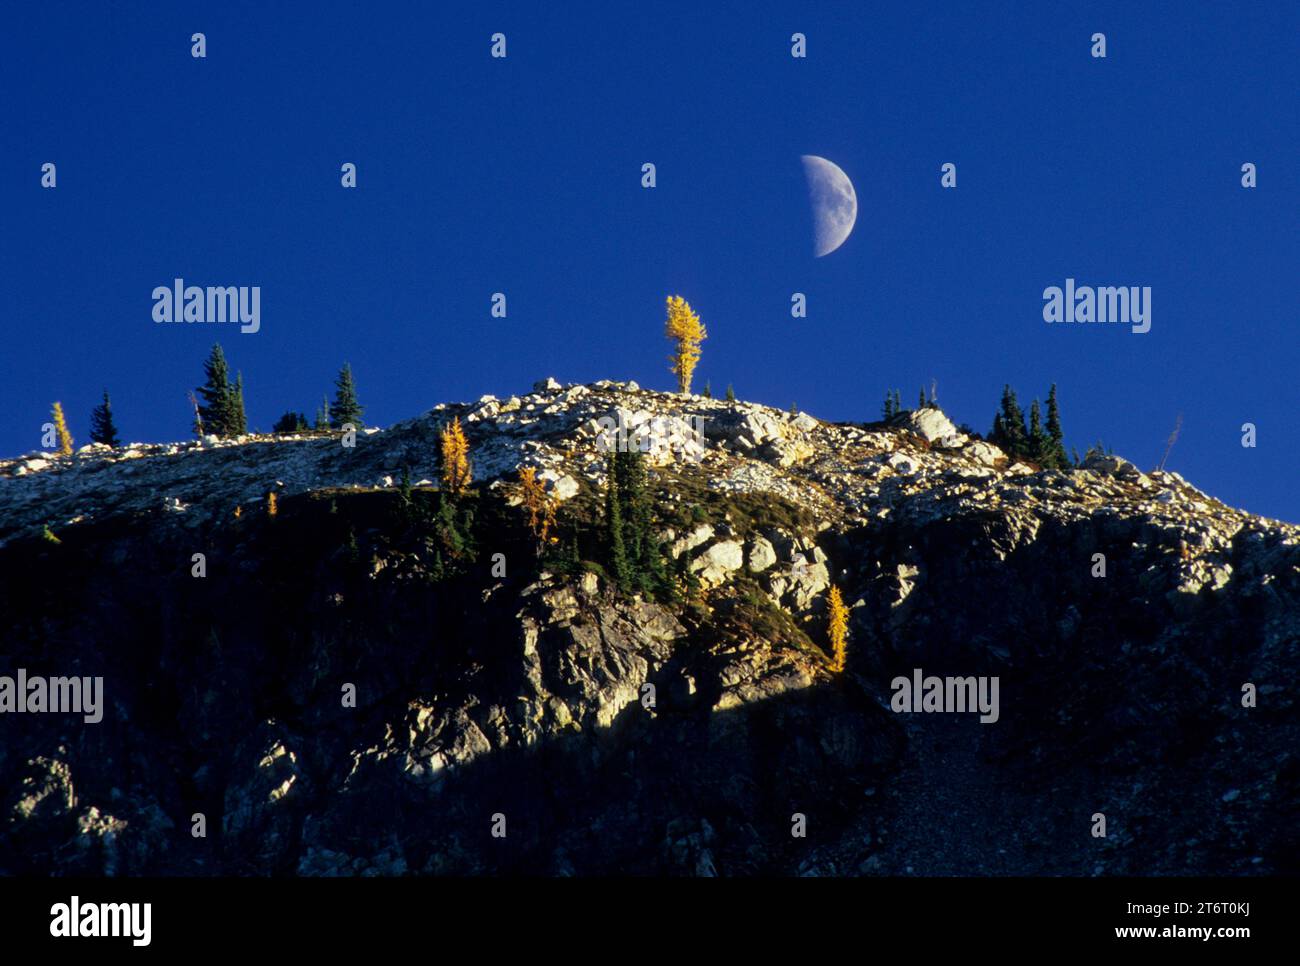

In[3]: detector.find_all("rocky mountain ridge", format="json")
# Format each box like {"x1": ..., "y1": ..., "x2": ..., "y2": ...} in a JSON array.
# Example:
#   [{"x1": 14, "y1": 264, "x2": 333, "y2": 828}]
[{"x1": 2, "y1": 379, "x2": 1297, "y2": 875}]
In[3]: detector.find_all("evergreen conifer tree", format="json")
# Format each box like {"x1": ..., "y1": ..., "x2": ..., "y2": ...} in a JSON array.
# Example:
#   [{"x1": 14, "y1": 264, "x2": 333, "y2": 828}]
[
  {"x1": 197, "y1": 344, "x2": 235, "y2": 437},
  {"x1": 615, "y1": 449, "x2": 667, "y2": 595},
  {"x1": 603, "y1": 454, "x2": 631, "y2": 587},
  {"x1": 231, "y1": 372, "x2": 248, "y2": 435},
  {"x1": 1045, "y1": 384, "x2": 1068, "y2": 468},
  {"x1": 1028, "y1": 399, "x2": 1050, "y2": 465},
  {"x1": 89, "y1": 390, "x2": 121, "y2": 447},
  {"x1": 990, "y1": 401, "x2": 1005, "y2": 451},
  {"x1": 992, "y1": 385, "x2": 1028, "y2": 459},
  {"x1": 315, "y1": 397, "x2": 331, "y2": 431},
  {"x1": 331, "y1": 362, "x2": 364, "y2": 429}
]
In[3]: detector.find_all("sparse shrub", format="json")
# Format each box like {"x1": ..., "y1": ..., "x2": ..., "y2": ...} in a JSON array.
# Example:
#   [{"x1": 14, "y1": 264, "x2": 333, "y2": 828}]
[
  {"x1": 542, "y1": 535, "x2": 581, "y2": 576},
  {"x1": 273, "y1": 411, "x2": 309, "y2": 433}
]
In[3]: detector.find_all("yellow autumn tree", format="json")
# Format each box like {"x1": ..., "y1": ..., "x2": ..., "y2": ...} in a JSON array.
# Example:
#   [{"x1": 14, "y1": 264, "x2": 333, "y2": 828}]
[
  {"x1": 516, "y1": 466, "x2": 557, "y2": 545},
  {"x1": 827, "y1": 585, "x2": 849, "y2": 673},
  {"x1": 267, "y1": 491, "x2": 278, "y2": 518},
  {"x1": 50, "y1": 402, "x2": 73, "y2": 455},
  {"x1": 665, "y1": 295, "x2": 707, "y2": 394},
  {"x1": 440, "y1": 416, "x2": 471, "y2": 495}
]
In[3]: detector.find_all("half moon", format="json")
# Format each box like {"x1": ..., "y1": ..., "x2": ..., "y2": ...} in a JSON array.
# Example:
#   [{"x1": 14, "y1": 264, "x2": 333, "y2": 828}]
[{"x1": 801, "y1": 155, "x2": 857, "y2": 257}]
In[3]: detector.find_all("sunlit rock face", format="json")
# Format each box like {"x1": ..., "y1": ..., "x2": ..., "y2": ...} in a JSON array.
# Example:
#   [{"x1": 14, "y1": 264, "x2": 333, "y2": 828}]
[{"x1": 1, "y1": 381, "x2": 1297, "y2": 875}]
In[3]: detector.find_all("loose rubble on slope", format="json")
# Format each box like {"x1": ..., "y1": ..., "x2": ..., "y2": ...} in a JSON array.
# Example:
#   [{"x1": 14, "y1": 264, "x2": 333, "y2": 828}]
[{"x1": 4, "y1": 377, "x2": 1289, "y2": 596}]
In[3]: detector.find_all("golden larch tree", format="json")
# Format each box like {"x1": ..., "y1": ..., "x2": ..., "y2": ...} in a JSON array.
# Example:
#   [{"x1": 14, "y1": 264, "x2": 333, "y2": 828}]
[
  {"x1": 827, "y1": 584, "x2": 849, "y2": 673},
  {"x1": 50, "y1": 402, "x2": 74, "y2": 455},
  {"x1": 440, "y1": 416, "x2": 472, "y2": 495},
  {"x1": 516, "y1": 466, "x2": 557, "y2": 545},
  {"x1": 665, "y1": 295, "x2": 707, "y2": 395}
]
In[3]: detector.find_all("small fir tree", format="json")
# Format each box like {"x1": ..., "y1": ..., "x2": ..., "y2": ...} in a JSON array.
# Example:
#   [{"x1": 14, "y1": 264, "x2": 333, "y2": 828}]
[
  {"x1": 231, "y1": 372, "x2": 248, "y2": 435},
  {"x1": 89, "y1": 390, "x2": 120, "y2": 447},
  {"x1": 992, "y1": 385, "x2": 1028, "y2": 459},
  {"x1": 331, "y1": 362, "x2": 364, "y2": 429},
  {"x1": 614, "y1": 448, "x2": 666, "y2": 596},
  {"x1": 197, "y1": 344, "x2": 236, "y2": 438},
  {"x1": 1028, "y1": 399, "x2": 1046, "y2": 463},
  {"x1": 603, "y1": 454, "x2": 631, "y2": 587},
  {"x1": 1045, "y1": 384, "x2": 1068, "y2": 468}
]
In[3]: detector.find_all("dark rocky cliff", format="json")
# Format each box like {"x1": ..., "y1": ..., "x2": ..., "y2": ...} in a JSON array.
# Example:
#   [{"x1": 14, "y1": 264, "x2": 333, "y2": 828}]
[{"x1": 2, "y1": 380, "x2": 1296, "y2": 875}]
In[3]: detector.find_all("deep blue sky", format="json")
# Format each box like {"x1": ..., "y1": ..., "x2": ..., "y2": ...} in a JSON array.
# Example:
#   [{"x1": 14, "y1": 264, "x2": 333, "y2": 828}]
[{"x1": 3, "y1": 2, "x2": 1296, "y2": 522}]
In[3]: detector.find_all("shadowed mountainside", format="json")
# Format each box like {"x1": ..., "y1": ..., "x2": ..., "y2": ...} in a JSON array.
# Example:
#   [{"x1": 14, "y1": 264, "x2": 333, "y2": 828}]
[{"x1": 2, "y1": 380, "x2": 1297, "y2": 875}]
